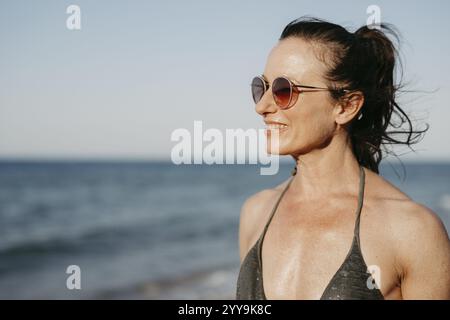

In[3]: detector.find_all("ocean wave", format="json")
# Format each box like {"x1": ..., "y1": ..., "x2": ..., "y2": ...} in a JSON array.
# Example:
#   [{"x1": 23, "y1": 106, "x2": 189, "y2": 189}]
[
  {"x1": 94, "y1": 265, "x2": 239, "y2": 299},
  {"x1": 0, "y1": 213, "x2": 237, "y2": 264}
]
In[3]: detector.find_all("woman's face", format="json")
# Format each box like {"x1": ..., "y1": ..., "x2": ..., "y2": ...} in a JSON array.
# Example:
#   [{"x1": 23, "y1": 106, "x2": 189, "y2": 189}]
[{"x1": 256, "y1": 37, "x2": 339, "y2": 156}]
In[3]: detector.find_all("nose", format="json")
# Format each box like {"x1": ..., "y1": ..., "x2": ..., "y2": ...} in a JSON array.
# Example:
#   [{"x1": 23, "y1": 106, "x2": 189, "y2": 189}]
[{"x1": 255, "y1": 90, "x2": 278, "y2": 116}]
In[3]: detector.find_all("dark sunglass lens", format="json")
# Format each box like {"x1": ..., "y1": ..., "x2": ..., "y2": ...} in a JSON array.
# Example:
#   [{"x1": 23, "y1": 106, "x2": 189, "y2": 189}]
[
  {"x1": 272, "y1": 77, "x2": 292, "y2": 108},
  {"x1": 251, "y1": 77, "x2": 266, "y2": 104}
]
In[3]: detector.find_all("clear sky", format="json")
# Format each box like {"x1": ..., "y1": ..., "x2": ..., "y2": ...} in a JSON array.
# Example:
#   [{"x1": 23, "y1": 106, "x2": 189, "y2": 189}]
[{"x1": 1, "y1": 0, "x2": 449, "y2": 161}]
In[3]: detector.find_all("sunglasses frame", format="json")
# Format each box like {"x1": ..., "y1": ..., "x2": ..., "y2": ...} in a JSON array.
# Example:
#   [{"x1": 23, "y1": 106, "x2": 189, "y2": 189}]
[{"x1": 251, "y1": 75, "x2": 350, "y2": 109}]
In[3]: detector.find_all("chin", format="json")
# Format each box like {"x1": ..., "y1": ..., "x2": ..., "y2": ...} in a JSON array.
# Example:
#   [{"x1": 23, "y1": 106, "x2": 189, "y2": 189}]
[{"x1": 266, "y1": 143, "x2": 294, "y2": 155}]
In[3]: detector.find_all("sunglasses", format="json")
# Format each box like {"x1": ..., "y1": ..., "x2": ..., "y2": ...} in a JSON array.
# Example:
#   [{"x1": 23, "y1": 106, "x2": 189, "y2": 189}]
[{"x1": 251, "y1": 76, "x2": 349, "y2": 109}]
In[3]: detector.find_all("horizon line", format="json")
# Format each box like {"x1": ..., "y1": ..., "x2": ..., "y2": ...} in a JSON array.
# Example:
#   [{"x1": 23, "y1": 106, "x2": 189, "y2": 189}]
[{"x1": 0, "y1": 157, "x2": 449, "y2": 165}]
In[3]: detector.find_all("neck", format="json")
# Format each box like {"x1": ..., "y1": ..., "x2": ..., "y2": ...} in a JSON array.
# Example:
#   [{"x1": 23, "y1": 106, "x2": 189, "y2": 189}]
[{"x1": 290, "y1": 134, "x2": 361, "y2": 199}]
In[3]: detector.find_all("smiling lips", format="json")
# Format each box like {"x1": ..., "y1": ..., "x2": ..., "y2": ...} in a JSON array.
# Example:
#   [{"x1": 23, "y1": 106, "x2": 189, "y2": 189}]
[{"x1": 264, "y1": 121, "x2": 288, "y2": 133}]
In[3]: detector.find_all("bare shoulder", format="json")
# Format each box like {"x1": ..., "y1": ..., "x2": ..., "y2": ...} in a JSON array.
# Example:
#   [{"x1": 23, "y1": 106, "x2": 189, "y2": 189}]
[
  {"x1": 238, "y1": 179, "x2": 291, "y2": 262},
  {"x1": 388, "y1": 198, "x2": 449, "y2": 246},
  {"x1": 389, "y1": 199, "x2": 450, "y2": 259},
  {"x1": 364, "y1": 168, "x2": 448, "y2": 238},
  {"x1": 371, "y1": 173, "x2": 450, "y2": 298},
  {"x1": 364, "y1": 168, "x2": 450, "y2": 271},
  {"x1": 364, "y1": 168, "x2": 448, "y2": 236}
]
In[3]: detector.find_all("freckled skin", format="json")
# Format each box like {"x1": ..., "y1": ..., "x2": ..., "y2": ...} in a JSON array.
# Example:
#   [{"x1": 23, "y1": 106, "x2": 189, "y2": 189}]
[{"x1": 239, "y1": 37, "x2": 450, "y2": 300}]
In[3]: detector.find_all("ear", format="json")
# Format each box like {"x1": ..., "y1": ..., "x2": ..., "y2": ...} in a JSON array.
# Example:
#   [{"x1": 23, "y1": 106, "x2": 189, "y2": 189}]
[{"x1": 334, "y1": 91, "x2": 364, "y2": 125}]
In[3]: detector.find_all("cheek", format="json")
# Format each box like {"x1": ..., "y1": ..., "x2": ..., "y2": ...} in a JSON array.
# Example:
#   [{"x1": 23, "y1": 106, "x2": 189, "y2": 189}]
[{"x1": 284, "y1": 99, "x2": 334, "y2": 148}]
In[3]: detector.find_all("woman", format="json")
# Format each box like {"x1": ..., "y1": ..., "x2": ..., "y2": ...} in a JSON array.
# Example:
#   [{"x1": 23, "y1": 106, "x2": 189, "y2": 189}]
[{"x1": 236, "y1": 17, "x2": 450, "y2": 300}]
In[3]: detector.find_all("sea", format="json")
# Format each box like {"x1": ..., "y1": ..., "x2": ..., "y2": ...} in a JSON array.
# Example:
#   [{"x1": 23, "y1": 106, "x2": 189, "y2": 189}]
[{"x1": 0, "y1": 160, "x2": 449, "y2": 299}]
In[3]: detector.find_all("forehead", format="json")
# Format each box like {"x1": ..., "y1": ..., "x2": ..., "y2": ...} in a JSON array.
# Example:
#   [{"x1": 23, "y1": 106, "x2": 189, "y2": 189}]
[{"x1": 263, "y1": 37, "x2": 327, "y2": 83}]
